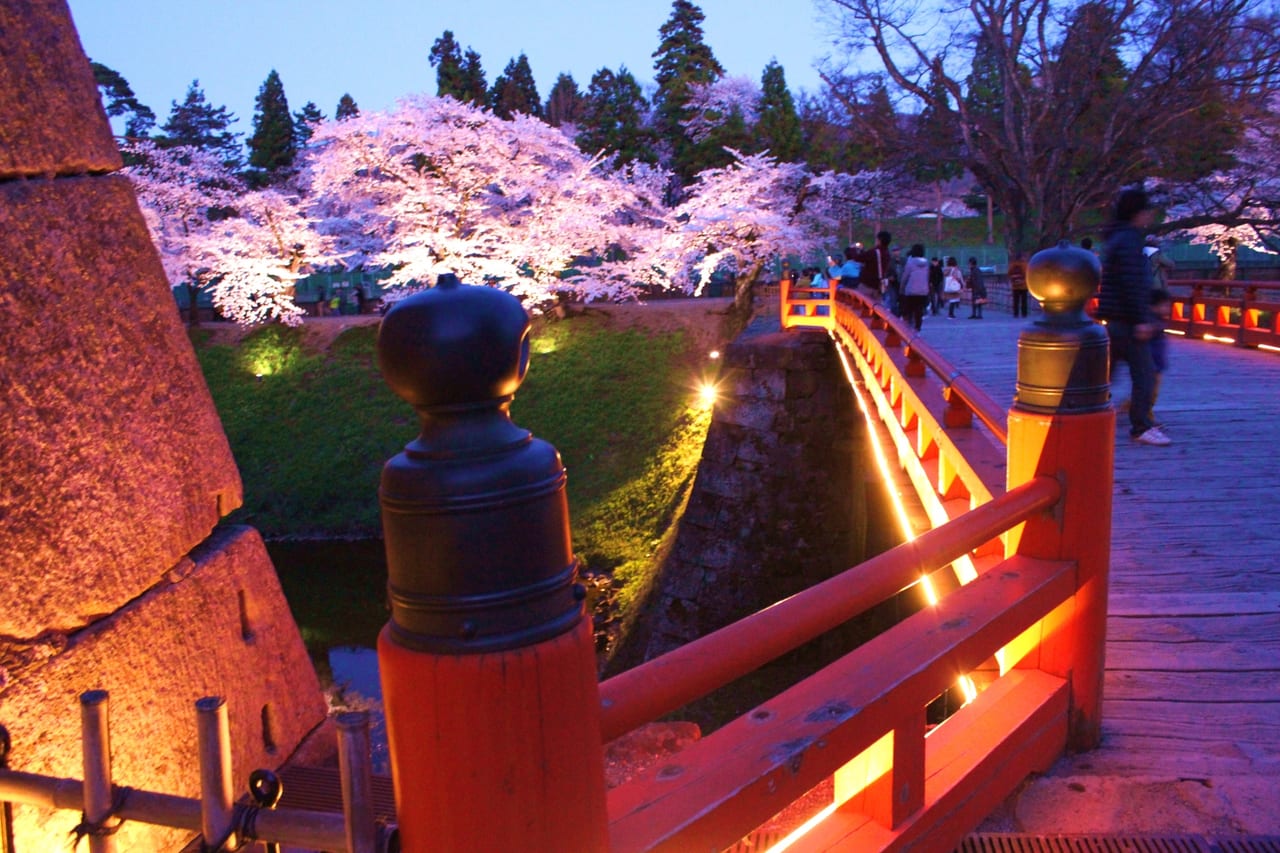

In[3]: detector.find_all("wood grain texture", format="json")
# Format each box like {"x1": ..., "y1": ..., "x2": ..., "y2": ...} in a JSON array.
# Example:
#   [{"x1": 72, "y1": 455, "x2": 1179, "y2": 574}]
[{"x1": 919, "y1": 313, "x2": 1280, "y2": 788}]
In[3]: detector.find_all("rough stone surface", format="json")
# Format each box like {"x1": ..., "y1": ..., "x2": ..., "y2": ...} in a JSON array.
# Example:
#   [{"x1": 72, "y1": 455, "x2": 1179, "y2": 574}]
[
  {"x1": 0, "y1": 525, "x2": 327, "y2": 852},
  {"x1": 640, "y1": 329, "x2": 870, "y2": 659},
  {"x1": 0, "y1": 0, "x2": 121, "y2": 178},
  {"x1": 0, "y1": 177, "x2": 243, "y2": 638}
]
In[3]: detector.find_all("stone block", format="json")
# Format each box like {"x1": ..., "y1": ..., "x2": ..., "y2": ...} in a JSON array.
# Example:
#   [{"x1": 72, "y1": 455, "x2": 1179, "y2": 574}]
[
  {"x1": 0, "y1": 177, "x2": 243, "y2": 638},
  {"x1": 0, "y1": 0, "x2": 121, "y2": 178},
  {"x1": 717, "y1": 398, "x2": 777, "y2": 432},
  {"x1": 0, "y1": 525, "x2": 326, "y2": 852}
]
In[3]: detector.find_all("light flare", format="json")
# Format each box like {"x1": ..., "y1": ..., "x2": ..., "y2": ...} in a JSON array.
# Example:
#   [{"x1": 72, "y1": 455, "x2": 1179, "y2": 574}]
[{"x1": 1204, "y1": 334, "x2": 1236, "y2": 344}]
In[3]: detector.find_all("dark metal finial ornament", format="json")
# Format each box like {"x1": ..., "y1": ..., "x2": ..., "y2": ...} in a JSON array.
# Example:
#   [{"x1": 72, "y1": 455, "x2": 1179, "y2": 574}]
[
  {"x1": 1015, "y1": 241, "x2": 1111, "y2": 414},
  {"x1": 376, "y1": 275, "x2": 582, "y2": 653}
]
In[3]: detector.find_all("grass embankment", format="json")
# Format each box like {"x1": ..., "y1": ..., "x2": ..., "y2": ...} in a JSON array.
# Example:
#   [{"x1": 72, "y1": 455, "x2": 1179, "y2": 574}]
[{"x1": 193, "y1": 316, "x2": 713, "y2": 657}]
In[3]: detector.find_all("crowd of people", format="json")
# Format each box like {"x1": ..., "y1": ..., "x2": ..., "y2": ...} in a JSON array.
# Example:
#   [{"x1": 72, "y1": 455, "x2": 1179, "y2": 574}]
[{"x1": 798, "y1": 192, "x2": 1176, "y2": 447}]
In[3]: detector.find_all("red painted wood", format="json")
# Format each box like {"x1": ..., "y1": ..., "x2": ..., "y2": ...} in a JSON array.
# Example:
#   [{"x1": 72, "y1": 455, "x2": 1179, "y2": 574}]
[
  {"x1": 379, "y1": 619, "x2": 607, "y2": 852},
  {"x1": 606, "y1": 556, "x2": 1074, "y2": 853},
  {"x1": 787, "y1": 669, "x2": 1069, "y2": 852},
  {"x1": 1007, "y1": 408, "x2": 1114, "y2": 750}
]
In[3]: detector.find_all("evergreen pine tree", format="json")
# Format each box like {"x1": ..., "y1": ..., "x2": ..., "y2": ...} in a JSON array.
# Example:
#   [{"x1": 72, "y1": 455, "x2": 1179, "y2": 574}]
[
  {"x1": 247, "y1": 69, "x2": 296, "y2": 177},
  {"x1": 90, "y1": 61, "x2": 156, "y2": 139},
  {"x1": 293, "y1": 101, "x2": 325, "y2": 148},
  {"x1": 755, "y1": 61, "x2": 802, "y2": 162},
  {"x1": 160, "y1": 80, "x2": 241, "y2": 165},
  {"x1": 575, "y1": 66, "x2": 656, "y2": 166},
  {"x1": 651, "y1": 0, "x2": 724, "y2": 181},
  {"x1": 335, "y1": 93, "x2": 360, "y2": 120},
  {"x1": 544, "y1": 73, "x2": 583, "y2": 127},
  {"x1": 460, "y1": 49, "x2": 488, "y2": 106},
  {"x1": 489, "y1": 54, "x2": 542, "y2": 119},
  {"x1": 429, "y1": 30, "x2": 467, "y2": 99}
]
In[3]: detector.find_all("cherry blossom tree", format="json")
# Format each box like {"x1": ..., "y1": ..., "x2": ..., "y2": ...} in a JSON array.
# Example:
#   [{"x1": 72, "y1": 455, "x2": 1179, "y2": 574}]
[
  {"x1": 301, "y1": 95, "x2": 672, "y2": 308},
  {"x1": 126, "y1": 141, "x2": 327, "y2": 325},
  {"x1": 681, "y1": 76, "x2": 760, "y2": 144},
  {"x1": 652, "y1": 149, "x2": 889, "y2": 317},
  {"x1": 1161, "y1": 103, "x2": 1280, "y2": 276}
]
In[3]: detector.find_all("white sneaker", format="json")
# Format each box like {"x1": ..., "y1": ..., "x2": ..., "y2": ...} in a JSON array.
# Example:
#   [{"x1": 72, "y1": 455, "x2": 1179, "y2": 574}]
[{"x1": 1134, "y1": 426, "x2": 1172, "y2": 446}]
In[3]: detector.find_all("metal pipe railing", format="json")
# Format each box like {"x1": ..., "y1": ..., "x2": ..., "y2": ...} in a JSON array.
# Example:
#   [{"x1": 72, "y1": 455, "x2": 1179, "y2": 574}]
[
  {"x1": 598, "y1": 474, "x2": 1061, "y2": 741},
  {"x1": 0, "y1": 700, "x2": 389, "y2": 852}
]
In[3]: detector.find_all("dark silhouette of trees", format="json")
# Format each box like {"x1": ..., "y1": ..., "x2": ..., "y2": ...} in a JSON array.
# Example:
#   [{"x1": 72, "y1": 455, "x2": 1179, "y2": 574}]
[
  {"x1": 652, "y1": 0, "x2": 725, "y2": 181},
  {"x1": 544, "y1": 73, "x2": 583, "y2": 127},
  {"x1": 335, "y1": 94, "x2": 359, "y2": 120},
  {"x1": 90, "y1": 61, "x2": 155, "y2": 139},
  {"x1": 818, "y1": 0, "x2": 1280, "y2": 255},
  {"x1": 576, "y1": 67, "x2": 657, "y2": 165},
  {"x1": 490, "y1": 53, "x2": 542, "y2": 119},
  {"x1": 247, "y1": 69, "x2": 296, "y2": 180},
  {"x1": 756, "y1": 61, "x2": 803, "y2": 162},
  {"x1": 160, "y1": 80, "x2": 241, "y2": 167}
]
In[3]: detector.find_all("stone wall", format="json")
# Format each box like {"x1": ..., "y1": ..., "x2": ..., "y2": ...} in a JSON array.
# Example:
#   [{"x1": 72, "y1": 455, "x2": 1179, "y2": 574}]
[
  {"x1": 639, "y1": 326, "x2": 871, "y2": 660},
  {"x1": 0, "y1": 3, "x2": 325, "y2": 849}
]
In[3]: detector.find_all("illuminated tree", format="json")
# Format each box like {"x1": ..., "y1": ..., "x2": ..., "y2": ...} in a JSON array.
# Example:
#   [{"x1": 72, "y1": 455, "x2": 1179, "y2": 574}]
[
  {"x1": 126, "y1": 142, "x2": 325, "y2": 326},
  {"x1": 302, "y1": 95, "x2": 671, "y2": 306}
]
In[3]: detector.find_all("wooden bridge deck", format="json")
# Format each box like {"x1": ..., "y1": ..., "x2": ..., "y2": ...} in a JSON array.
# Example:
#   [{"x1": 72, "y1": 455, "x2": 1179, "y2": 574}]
[{"x1": 912, "y1": 309, "x2": 1280, "y2": 835}]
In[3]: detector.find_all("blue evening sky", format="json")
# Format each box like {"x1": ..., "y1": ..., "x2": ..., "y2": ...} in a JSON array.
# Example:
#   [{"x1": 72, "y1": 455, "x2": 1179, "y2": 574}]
[{"x1": 67, "y1": 0, "x2": 845, "y2": 134}]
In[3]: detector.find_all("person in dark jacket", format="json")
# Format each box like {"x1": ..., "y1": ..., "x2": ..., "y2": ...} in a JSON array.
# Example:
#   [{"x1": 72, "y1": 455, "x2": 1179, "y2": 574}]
[
  {"x1": 966, "y1": 258, "x2": 987, "y2": 318},
  {"x1": 858, "y1": 230, "x2": 893, "y2": 299},
  {"x1": 1097, "y1": 187, "x2": 1170, "y2": 446}
]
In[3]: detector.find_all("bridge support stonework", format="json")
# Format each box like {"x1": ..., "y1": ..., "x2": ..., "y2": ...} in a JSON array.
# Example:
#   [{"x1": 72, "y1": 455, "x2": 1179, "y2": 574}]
[
  {"x1": 634, "y1": 326, "x2": 874, "y2": 662},
  {"x1": 0, "y1": 4, "x2": 325, "y2": 850}
]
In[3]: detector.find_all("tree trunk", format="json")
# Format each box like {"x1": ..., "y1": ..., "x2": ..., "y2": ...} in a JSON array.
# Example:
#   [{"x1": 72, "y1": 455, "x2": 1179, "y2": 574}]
[
  {"x1": 727, "y1": 259, "x2": 766, "y2": 335},
  {"x1": 986, "y1": 193, "x2": 994, "y2": 245},
  {"x1": 185, "y1": 282, "x2": 200, "y2": 327},
  {"x1": 935, "y1": 182, "x2": 944, "y2": 243}
]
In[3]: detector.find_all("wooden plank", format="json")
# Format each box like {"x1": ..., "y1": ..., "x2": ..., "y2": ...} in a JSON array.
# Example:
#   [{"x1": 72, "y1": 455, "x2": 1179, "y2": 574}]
[
  {"x1": 913, "y1": 313, "x2": 1280, "y2": 797},
  {"x1": 1107, "y1": 592, "x2": 1280, "y2": 616},
  {"x1": 1105, "y1": 669, "x2": 1280, "y2": 702}
]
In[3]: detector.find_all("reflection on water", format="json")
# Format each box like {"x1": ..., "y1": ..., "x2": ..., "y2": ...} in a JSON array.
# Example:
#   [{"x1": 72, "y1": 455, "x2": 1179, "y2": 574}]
[
  {"x1": 266, "y1": 539, "x2": 390, "y2": 773},
  {"x1": 328, "y1": 645, "x2": 389, "y2": 775}
]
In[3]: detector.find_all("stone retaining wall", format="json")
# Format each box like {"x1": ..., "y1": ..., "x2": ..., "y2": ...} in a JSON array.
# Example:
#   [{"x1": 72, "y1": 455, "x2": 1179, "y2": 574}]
[{"x1": 0, "y1": 4, "x2": 325, "y2": 849}]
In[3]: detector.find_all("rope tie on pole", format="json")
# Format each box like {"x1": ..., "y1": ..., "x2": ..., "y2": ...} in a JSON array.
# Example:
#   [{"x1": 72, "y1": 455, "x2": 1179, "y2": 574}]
[
  {"x1": 69, "y1": 787, "x2": 129, "y2": 847},
  {"x1": 238, "y1": 769, "x2": 283, "y2": 853}
]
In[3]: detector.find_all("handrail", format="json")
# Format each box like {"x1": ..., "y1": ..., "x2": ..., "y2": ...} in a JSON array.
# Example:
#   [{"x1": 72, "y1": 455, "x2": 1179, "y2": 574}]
[
  {"x1": 599, "y1": 475, "x2": 1061, "y2": 741},
  {"x1": 835, "y1": 289, "x2": 1009, "y2": 443},
  {"x1": 1162, "y1": 279, "x2": 1280, "y2": 350},
  {"x1": 604, "y1": 254, "x2": 1113, "y2": 850},
  {"x1": 780, "y1": 271, "x2": 838, "y2": 330}
]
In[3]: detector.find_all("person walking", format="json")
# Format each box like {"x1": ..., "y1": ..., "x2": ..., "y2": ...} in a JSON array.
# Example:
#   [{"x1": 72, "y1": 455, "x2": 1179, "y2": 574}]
[
  {"x1": 1008, "y1": 254, "x2": 1030, "y2": 317},
  {"x1": 1097, "y1": 188, "x2": 1170, "y2": 446},
  {"x1": 943, "y1": 257, "x2": 965, "y2": 318},
  {"x1": 928, "y1": 257, "x2": 944, "y2": 315},
  {"x1": 966, "y1": 258, "x2": 987, "y2": 318},
  {"x1": 858, "y1": 231, "x2": 894, "y2": 300},
  {"x1": 899, "y1": 244, "x2": 931, "y2": 331}
]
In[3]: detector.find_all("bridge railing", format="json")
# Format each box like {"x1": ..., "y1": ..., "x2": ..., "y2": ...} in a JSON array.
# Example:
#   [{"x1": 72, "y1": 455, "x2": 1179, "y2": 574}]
[
  {"x1": 780, "y1": 268, "x2": 838, "y2": 331},
  {"x1": 1164, "y1": 279, "x2": 1280, "y2": 350},
  {"x1": 601, "y1": 249, "x2": 1113, "y2": 851},
  {"x1": 0, "y1": 697, "x2": 390, "y2": 852}
]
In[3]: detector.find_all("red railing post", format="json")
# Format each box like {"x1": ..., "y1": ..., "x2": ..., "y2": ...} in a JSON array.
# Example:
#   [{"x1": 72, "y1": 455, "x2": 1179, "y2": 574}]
[
  {"x1": 1005, "y1": 242, "x2": 1114, "y2": 752},
  {"x1": 375, "y1": 274, "x2": 608, "y2": 852}
]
